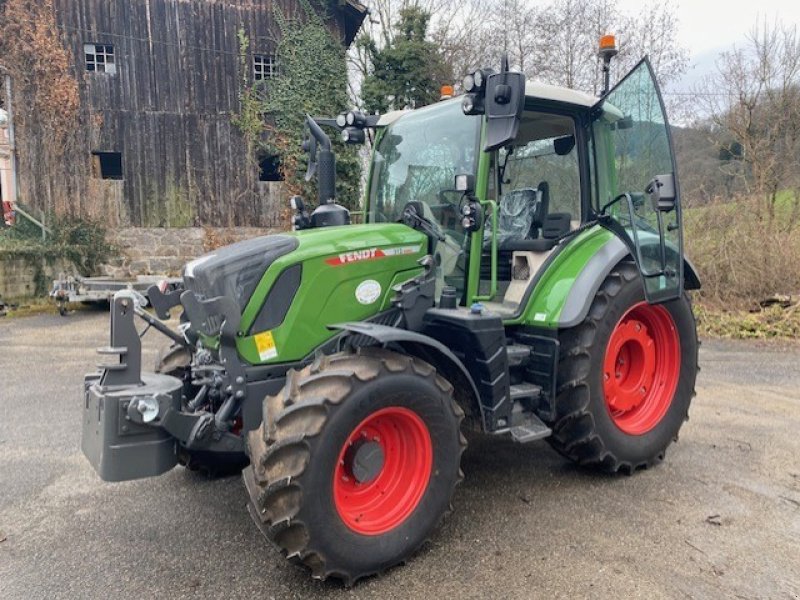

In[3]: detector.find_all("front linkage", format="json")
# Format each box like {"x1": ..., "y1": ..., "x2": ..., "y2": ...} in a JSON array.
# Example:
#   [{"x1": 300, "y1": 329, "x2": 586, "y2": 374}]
[{"x1": 82, "y1": 288, "x2": 249, "y2": 481}]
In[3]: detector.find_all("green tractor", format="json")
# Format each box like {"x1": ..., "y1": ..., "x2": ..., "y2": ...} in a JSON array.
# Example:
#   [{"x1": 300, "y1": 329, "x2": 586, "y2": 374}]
[{"x1": 82, "y1": 49, "x2": 699, "y2": 584}]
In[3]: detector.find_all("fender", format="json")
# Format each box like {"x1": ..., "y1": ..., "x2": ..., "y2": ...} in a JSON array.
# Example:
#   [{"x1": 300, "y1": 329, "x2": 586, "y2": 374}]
[
  {"x1": 331, "y1": 322, "x2": 484, "y2": 426},
  {"x1": 558, "y1": 235, "x2": 701, "y2": 329}
]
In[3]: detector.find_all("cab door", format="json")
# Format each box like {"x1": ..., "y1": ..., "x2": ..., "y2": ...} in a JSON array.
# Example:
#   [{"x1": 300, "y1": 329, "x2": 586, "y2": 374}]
[{"x1": 592, "y1": 58, "x2": 683, "y2": 303}]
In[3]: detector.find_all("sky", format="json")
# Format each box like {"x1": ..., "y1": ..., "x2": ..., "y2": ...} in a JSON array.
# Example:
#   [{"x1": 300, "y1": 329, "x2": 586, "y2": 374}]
[{"x1": 616, "y1": 0, "x2": 800, "y2": 91}]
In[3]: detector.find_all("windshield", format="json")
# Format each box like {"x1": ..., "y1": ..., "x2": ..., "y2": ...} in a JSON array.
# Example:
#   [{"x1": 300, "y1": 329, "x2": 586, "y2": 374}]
[
  {"x1": 368, "y1": 100, "x2": 480, "y2": 227},
  {"x1": 368, "y1": 100, "x2": 480, "y2": 298}
]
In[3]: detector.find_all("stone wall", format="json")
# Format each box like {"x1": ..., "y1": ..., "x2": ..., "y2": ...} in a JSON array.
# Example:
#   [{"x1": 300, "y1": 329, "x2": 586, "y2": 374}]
[
  {"x1": 103, "y1": 226, "x2": 282, "y2": 277},
  {"x1": 0, "y1": 254, "x2": 75, "y2": 299}
]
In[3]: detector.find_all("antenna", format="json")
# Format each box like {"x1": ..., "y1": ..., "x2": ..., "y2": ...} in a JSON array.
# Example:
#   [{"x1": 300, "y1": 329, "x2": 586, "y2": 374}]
[{"x1": 503, "y1": 0, "x2": 509, "y2": 58}]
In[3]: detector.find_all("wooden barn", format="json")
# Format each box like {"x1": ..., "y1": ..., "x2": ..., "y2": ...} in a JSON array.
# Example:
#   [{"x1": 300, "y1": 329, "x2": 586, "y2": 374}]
[{"x1": 5, "y1": 0, "x2": 365, "y2": 227}]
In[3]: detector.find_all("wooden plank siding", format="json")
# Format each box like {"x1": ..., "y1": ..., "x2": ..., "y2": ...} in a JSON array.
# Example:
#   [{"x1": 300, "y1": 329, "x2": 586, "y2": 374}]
[{"x1": 40, "y1": 0, "x2": 362, "y2": 227}]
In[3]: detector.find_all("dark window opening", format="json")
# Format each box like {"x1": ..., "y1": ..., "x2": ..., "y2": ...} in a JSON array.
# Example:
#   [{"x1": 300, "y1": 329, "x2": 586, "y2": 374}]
[
  {"x1": 85, "y1": 43, "x2": 116, "y2": 74},
  {"x1": 92, "y1": 152, "x2": 123, "y2": 180},
  {"x1": 253, "y1": 54, "x2": 279, "y2": 81},
  {"x1": 258, "y1": 154, "x2": 282, "y2": 182}
]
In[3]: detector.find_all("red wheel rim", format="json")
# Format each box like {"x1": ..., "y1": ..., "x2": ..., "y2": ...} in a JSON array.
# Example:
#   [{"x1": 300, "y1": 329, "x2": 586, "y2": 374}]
[
  {"x1": 333, "y1": 406, "x2": 433, "y2": 535},
  {"x1": 603, "y1": 302, "x2": 681, "y2": 435}
]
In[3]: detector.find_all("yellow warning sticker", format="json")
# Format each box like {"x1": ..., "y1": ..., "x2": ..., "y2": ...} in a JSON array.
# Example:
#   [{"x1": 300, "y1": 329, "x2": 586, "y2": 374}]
[{"x1": 254, "y1": 330, "x2": 278, "y2": 361}]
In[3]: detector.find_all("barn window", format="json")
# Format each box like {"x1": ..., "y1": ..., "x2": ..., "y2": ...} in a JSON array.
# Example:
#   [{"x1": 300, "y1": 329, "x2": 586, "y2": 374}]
[
  {"x1": 253, "y1": 54, "x2": 279, "y2": 81},
  {"x1": 91, "y1": 152, "x2": 123, "y2": 180},
  {"x1": 85, "y1": 44, "x2": 116, "y2": 74},
  {"x1": 258, "y1": 154, "x2": 282, "y2": 182}
]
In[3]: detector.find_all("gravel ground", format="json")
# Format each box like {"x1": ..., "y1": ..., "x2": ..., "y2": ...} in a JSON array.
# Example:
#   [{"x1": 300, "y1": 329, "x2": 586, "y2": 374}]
[{"x1": 0, "y1": 310, "x2": 799, "y2": 599}]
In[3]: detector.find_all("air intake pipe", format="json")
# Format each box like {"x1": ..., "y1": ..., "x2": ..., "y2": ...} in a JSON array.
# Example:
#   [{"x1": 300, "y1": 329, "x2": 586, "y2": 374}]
[
  {"x1": 303, "y1": 115, "x2": 349, "y2": 227},
  {"x1": 305, "y1": 115, "x2": 335, "y2": 206}
]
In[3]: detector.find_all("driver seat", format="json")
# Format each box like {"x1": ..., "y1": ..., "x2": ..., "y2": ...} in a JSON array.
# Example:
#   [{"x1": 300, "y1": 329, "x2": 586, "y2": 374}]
[
  {"x1": 495, "y1": 187, "x2": 540, "y2": 245},
  {"x1": 484, "y1": 182, "x2": 549, "y2": 280}
]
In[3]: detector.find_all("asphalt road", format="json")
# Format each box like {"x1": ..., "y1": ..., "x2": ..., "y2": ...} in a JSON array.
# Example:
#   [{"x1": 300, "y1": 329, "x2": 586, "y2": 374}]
[{"x1": 1, "y1": 310, "x2": 799, "y2": 599}]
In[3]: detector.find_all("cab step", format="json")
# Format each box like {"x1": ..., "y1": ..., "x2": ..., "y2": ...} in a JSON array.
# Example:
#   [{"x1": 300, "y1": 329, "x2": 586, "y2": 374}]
[
  {"x1": 509, "y1": 382, "x2": 542, "y2": 401},
  {"x1": 509, "y1": 412, "x2": 552, "y2": 443},
  {"x1": 506, "y1": 344, "x2": 532, "y2": 367}
]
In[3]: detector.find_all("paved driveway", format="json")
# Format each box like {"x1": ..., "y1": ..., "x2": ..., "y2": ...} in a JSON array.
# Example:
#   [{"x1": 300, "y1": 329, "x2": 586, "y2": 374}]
[{"x1": 1, "y1": 311, "x2": 798, "y2": 599}]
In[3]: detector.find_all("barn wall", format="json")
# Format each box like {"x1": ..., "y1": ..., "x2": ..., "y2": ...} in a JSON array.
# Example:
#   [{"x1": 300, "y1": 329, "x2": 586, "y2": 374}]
[{"x1": 39, "y1": 0, "x2": 356, "y2": 227}]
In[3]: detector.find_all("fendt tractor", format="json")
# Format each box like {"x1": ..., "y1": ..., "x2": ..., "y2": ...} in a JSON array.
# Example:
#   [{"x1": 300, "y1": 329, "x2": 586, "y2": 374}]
[{"x1": 82, "y1": 39, "x2": 699, "y2": 583}]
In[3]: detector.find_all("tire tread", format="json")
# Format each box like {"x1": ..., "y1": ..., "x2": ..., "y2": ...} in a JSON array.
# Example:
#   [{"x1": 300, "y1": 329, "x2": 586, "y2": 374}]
[
  {"x1": 548, "y1": 262, "x2": 698, "y2": 474},
  {"x1": 244, "y1": 346, "x2": 466, "y2": 584}
]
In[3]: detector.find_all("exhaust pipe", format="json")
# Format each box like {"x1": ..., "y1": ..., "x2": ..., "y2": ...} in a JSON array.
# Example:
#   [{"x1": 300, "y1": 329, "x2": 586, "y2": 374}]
[
  {"x1": 305, "y1": 116, "x2": 336, "y2": 206},
  {"x1": 303, "y1": 115, "x2": 349, "y2": 228}
]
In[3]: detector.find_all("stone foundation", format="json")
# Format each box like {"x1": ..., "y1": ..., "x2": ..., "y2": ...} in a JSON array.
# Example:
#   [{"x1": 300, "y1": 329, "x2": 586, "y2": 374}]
[
  {"x1": 103, "y1": 226, "x2": 282, "y2": 277},
  {"x1": 0, "y1": 254, "x2": 76, "y2": 299}
]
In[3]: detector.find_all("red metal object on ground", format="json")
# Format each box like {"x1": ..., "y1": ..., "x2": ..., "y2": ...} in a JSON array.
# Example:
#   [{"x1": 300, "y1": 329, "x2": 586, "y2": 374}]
[
  {"x1": 603, "y1": 302, "x2": 681, "y2": 435},
  {"x1": 334, "y1": 406, "x2": 433, "y2": 535}
]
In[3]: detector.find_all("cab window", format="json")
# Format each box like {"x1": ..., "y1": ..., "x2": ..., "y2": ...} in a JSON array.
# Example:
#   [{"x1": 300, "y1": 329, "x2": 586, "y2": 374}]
[{"x1": 499, "y1": 111, "x2": 581, "y2": 227}]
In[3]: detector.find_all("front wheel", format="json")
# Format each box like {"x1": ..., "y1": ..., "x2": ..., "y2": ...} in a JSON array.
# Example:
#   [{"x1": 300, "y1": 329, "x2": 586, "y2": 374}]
[
  {"x1": 243, "y1": 347, "x2": 466, "y2": 584},
  {"x1": 549, "y1": 262, "x2": 698, "y2": 474}
]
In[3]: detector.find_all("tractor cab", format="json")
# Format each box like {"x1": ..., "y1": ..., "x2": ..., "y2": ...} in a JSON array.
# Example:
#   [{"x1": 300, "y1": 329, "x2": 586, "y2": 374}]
[{"x1": 363, "y1": 55, "x2": 691, "y2": 319}]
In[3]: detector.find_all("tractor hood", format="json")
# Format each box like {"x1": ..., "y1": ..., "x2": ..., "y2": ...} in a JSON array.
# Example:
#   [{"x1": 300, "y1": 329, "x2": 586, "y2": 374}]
[
  {"x1": 183, "y1": 234, "x2": 298, "y2": 311},
  {"x1": 182, "y1": 224, "x2": 427, "y2": 319}
]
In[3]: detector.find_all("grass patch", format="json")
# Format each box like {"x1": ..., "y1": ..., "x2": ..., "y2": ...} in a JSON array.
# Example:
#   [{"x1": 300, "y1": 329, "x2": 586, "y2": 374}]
[
  {"x1": 684, "y1": 195, "x2": 800, "y2": 308},
  {"x1": 695, "y1": 302, "x2": 800, "y2": 341},
  {"x1": 0, "y1": 296, "x2": 59, "y2": 318}
]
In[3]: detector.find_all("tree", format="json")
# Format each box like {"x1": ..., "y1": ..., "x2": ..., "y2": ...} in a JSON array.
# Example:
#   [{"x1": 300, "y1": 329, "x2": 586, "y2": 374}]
[
  {"x1": 683, "y1": 20, "x2": 800, "y2": 306},
  {"x1": 0, "y1": 0, "x2": 84, "y2": 218},
  {"x1": 352, "y1": 0, "x2": 687, "y2": 113},
  {"x1": 696, "y1": 20, "x2": 800, "y2": 215},
  {"x1": 359, "y1": 7, "x2": 449, "y2": 112},
  {"x1": 514, "y1": 0, "x2": 687, "y2": 92}
]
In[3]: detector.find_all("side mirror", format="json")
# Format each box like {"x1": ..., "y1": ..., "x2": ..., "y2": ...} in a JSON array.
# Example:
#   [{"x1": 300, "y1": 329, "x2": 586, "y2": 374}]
[
  {"x1": 484, "y1": 71, "x2": 525, "y2": 152},
  {"x1": 454, "y1": 173, "x2": 475, "y2": 193},
  {"x1": 646, "y1": 173, "x2": 677, "y2": 212},
  {"x1": 553, "y1": 135, "x2": 575, "y2": 156},
  {"x1": 301, "y1": 131, "x2": 317, "y2": 182}
]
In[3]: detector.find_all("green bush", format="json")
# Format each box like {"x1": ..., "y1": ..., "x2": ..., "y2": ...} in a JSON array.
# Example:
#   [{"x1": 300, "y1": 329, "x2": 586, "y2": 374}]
[{"x1": 0, "y1": 216, "x2": 112, "y2": 277}]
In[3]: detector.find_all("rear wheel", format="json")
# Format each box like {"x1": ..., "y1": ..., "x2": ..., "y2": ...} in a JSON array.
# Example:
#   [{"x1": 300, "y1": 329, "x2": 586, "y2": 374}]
[
  {"x1": 243, "y1": 347, "x2": 465, "y2": 584},
  {"x1": 549, "y1": 262, "x2": 698, "y2": 473}
]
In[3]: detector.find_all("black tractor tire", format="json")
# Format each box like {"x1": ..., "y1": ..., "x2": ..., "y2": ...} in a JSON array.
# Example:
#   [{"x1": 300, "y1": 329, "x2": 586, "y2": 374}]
[
  {"x1": 243, "y1": 347, "x2": 466, "y2": 585},
  {"x1": 548, "y1": 261, "x2": 698, "y2": 474},
  {"x1": 155, "y1": 344, "x2": 249, "y2": 478}
]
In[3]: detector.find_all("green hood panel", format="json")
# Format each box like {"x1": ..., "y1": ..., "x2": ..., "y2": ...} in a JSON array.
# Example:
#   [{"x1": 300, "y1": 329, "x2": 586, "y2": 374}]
[{"x1": 235, "y1": 224, "x2": 427, "y2": 364}]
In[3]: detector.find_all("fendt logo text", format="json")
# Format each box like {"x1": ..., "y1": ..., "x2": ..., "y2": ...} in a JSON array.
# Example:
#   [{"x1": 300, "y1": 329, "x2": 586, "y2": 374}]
[{"x1": 325, "y1": 245, "x2": 419, "y2": 266}]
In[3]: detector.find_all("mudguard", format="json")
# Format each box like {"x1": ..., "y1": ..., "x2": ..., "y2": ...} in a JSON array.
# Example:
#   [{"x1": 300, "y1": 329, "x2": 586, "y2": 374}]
[
  {"x1": 558, "y1": 236, "x2": 701, "y2": 329},
  {"x1": 331, "y1": 322, "x2": 483, "y2": 423}
]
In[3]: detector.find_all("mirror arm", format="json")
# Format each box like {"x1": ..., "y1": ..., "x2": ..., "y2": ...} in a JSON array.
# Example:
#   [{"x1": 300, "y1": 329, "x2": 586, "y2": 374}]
[{"x1": 600, "y1": 192, "x2": 630, "y2": 215}]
